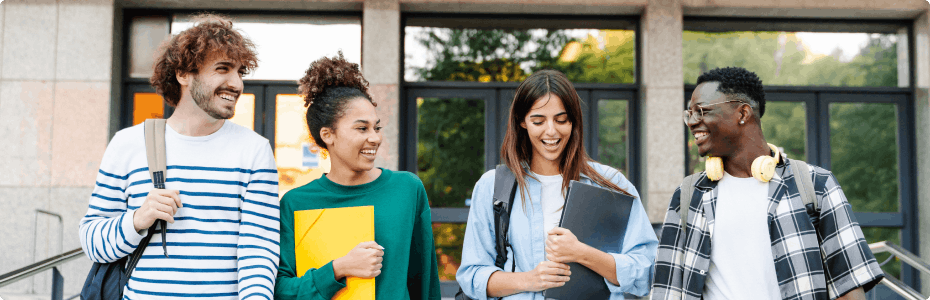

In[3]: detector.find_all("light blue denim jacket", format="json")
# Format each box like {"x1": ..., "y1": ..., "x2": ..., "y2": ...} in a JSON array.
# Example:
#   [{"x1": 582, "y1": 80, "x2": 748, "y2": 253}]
[{"x1": 457, "y1": 162, "x2": 658, "y2": 299}]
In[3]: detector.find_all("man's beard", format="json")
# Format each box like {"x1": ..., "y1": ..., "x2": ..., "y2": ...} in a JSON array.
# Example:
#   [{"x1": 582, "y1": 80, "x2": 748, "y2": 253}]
[{"x1": 191, "y1": 77, "x2": 235, "y2": 120}]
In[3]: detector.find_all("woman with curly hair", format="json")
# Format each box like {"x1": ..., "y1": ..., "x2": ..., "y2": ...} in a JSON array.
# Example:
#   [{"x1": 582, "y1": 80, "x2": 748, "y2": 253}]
[{"x1": 275, "y1": 52, "x2": 441, "y2": 300}]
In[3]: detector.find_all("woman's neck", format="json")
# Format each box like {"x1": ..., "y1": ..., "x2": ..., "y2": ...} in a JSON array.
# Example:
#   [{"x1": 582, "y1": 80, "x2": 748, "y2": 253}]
[
  {"x1": 327, "y1": 159, "x2": 381, "y2": 186},
  {"x1": 529, "y1": 157, "x2": 561, "y2": 176}
]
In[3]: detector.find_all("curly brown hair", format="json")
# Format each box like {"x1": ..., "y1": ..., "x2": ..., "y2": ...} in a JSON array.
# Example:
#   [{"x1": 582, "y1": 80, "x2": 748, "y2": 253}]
[
  {"x1": 150, "y1": 14, "x2": 258, "y2": 107},
  {"x1": 297, "y1": 51, "x2": 375, "y2": 149}
]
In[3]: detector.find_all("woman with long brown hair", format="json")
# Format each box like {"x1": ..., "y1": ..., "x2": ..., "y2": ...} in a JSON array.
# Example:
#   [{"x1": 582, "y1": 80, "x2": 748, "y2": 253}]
[{"x1": 457, "y1": 70, "x2": 657, "y2": 299}]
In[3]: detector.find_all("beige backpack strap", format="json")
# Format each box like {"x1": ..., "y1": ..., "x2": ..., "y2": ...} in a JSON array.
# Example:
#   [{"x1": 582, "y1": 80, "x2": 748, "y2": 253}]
[
  {"x1": 144, "y1": 119, "x2": 167, "y2": 189},
  {"x1": 143, "y1": 119, "x2": 169, "y2": 257}
]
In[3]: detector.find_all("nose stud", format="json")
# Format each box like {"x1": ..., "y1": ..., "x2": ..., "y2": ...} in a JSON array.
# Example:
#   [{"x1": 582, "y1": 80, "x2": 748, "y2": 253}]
[{"x1": 740, "y1": 120, "x2": 745, "y2": 124}]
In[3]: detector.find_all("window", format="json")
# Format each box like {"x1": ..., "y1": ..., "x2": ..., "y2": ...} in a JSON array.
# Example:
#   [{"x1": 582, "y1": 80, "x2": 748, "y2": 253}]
[
  {"x1": 123, "y1": 12, "x2": 362, "y2": 197},
  {"x1": 404, "y1": 15, "x2": 640, "y2": 282},
  {"x1": 682, "y1": 19, "x2": 916, "y2": 284}
]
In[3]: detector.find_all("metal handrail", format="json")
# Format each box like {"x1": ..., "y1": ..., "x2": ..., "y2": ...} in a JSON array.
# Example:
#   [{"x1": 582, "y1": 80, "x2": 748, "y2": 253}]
[
  {"x1": 869, "y1": 241, "x2": 930, "y2": 300},
  {"x1": 0, "y1": 247, "x2": 84, "y2": 288}
]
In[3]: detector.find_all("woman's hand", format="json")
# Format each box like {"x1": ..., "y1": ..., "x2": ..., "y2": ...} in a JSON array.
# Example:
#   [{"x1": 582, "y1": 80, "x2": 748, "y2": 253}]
[
  {"x1": 333, "y1": 241, "x2": 384, "y2": 280},
  {"x1": 521, "y1": 261, "x2": 571, "y2": 292},
  {"x1": 545, "y1": 227, "x2": 586, "y2": 263}
]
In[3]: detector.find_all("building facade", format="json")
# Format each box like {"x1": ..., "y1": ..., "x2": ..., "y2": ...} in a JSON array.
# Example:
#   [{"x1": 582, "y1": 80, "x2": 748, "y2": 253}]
[{"x1": 0, "y1": 0, "x2": 928, "y2": 298}]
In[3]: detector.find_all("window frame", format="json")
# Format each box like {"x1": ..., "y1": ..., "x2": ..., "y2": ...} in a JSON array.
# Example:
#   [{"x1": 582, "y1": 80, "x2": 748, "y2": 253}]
[{"x1": 681, "y1": 16, "x2": 919, "y2": 289}]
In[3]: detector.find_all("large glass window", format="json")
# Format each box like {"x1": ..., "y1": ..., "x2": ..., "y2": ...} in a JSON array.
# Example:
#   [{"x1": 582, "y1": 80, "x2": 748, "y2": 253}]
[
  {"x1": 170, "y1": 14, "x2": 361, "y2": 80},
  {"x1": 683, "y1": 31, "x2": 905, "y2": 87},
  {"x1": 405, "y1": 20, "x2": 636, "y2": 83},
  {"x1": 682, "y1": 21, "x2": 915, "y2": 285},
  {"x1": 405, "y1": 17, "x2": 639, "y2": 283}
]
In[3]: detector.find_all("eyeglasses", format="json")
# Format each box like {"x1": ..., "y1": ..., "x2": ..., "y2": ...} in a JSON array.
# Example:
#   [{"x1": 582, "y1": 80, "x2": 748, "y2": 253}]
[{"x1": 682, "y1": 100, "x2": 747, "y2": 124}]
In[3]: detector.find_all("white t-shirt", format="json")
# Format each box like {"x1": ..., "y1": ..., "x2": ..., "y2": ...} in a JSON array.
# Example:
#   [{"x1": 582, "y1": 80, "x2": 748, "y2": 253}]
[
  {"x1": 704, "y1": 172, "x2": 781, "y2": 300},
  {"x1": 536, "y1": 173, "x2": 565, "y2": 235}
]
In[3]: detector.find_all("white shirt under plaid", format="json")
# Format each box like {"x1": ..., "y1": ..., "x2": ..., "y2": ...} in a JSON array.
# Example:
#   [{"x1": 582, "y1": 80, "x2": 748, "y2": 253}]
[{"x1": 651, "y1": 155, "x2": 884, "y2": 300}]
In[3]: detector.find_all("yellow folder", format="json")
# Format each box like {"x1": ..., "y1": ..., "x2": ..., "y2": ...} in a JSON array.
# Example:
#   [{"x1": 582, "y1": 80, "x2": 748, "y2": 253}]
[{"x1": 295, "y1": 206, "x2": 375, "y2": 300}]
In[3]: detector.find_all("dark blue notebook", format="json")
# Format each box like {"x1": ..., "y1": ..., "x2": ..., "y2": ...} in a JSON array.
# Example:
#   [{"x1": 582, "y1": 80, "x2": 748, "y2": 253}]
[{"x1": 544, "y1": 180, "x2": 634, "y2": 300}]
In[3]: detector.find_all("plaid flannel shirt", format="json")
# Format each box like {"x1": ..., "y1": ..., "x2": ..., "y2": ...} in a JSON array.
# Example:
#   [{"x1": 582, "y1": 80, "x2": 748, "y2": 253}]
[{"x1": 651, "y1": 155, "x2": 884, "y2": 300}]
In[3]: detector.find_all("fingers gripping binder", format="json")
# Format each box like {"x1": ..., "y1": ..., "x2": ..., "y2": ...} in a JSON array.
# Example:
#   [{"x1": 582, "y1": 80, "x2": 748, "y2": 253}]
[{"x1": 143, "y1": 119, "x2": 170, "y2": 257}]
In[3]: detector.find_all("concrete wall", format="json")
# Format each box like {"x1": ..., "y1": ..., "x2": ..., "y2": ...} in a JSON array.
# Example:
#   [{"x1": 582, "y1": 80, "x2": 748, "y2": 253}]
[
  {"x1": 915, "y1": 10, "x2": 930, "y2": 296},
  {"x1": 0, "y1": 0, "x2": 114, "y2": 298}
]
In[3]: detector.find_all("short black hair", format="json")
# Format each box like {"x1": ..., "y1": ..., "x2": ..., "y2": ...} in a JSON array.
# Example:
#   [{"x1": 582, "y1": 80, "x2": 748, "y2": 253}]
[{"x1": 695, "y1": 67, "x2": 766, "y2": 118}]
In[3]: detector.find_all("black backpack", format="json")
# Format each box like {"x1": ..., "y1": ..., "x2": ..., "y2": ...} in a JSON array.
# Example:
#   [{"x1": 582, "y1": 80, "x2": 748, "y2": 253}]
[{"x1": 455, "y1": 165, "x2": 518, "y2": 300}]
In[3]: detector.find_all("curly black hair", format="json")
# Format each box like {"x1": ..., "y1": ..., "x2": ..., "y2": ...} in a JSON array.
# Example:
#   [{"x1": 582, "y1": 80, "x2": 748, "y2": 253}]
[
  {"x1": 297, "y1": 51, "x2": 374, "y2": 149},
  {"x1": 696, "y1": 67, "x2": 766, "y2": 118}
]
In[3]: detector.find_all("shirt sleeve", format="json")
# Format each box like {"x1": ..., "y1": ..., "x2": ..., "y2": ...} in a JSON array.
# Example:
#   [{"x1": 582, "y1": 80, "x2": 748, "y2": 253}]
[
  {"x1": 79, "y1": 131, "x2": 146, "y2": 263},
  {"x1": 455, "y1": 171, "x2": 502, "y2": 300},
  {"x1": 237, "y1": 142, "x2": 281, "y2": 300},
  {"x1": 602, "y1": 170, "x2": 659, "y2": 297},
  {"x1": 407, "y1": 179, "x2": 442, "y2": 300},
  {"x1": 274, "y1": 195, "x2": 347, "y2": 300},
  {"x1": 815, "y1": 170, "x2": 884, "y2": 299}
]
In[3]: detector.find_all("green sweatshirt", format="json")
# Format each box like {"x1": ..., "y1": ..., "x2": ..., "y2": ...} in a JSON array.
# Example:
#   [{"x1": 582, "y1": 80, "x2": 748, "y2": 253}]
[{"x1": 275, "y1": 168, "x2": 441, "y2": 300}]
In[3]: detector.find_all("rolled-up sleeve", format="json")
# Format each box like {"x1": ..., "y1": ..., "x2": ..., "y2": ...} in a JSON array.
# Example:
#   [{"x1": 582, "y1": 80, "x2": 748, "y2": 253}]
[
  {"x1": 456, "y1": 171, "x2": 503, "y2": 300},
  {"x1": 602, "y1": 168, "x2": 659, "y2": 297}
]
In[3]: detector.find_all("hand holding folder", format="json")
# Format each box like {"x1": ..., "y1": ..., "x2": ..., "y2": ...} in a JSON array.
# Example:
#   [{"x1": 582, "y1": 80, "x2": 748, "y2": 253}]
[{"x1": 295, "y1": 206, "x2": 376, "y2": 300}]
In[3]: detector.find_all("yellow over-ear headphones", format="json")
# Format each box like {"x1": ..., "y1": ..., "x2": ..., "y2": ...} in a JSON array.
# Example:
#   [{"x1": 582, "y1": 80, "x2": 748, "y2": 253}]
[{"x1": 705, "y1": 143, "x2": 781, "y2": 182}]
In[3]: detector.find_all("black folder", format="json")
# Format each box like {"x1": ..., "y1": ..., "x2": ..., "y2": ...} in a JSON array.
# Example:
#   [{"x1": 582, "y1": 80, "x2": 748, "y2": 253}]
[{"x1": 543, "y1": 180, "x2": 635, "y2": 300}]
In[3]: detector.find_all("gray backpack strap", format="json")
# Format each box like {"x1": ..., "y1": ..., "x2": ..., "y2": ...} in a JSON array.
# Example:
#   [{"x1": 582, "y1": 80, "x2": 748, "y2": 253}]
[
  {"x1": 677, "y1": 173, "x2": 701, "y2": 270},
  {"x1": 492, "y1": 164, "x2": 518, "y2": 272},
  {"x1": 679, "y1": 174, "x2": 701, "y2": 230},
  {"x1": 789, "y1": 159, "x2": 817, "y2": 212}
]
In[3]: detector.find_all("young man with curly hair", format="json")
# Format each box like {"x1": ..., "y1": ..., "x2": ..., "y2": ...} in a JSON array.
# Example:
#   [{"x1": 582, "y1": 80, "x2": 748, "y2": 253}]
[
  {"x1": 79, "y1": 14, "x2": 280, "y2": 299},
  {"x1": 651, "y1": 67, "x2": 884, "y2": 300}
]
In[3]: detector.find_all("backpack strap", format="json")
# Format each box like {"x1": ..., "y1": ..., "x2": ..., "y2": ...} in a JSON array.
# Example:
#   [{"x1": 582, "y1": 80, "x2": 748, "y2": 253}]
[
  {"x1": 677, "y1": 173, "x2": 701, "y2": 269},
  {"x1": 143, "y1": 119, "x2": 169, "y2": 258},
  {"x1": 492, "y1": 164, "x2": 518, "y2": 272},
  {"x1": 678, "y1": 173, "x2": 702, "y2": 232},
  {"x1": 789, "y1": 159, "x2": 818, "y2": 212}
]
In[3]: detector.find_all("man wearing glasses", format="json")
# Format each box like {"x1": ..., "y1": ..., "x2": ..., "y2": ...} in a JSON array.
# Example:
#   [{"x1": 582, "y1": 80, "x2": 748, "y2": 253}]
[{"x1": 651, "y1": 67, "x2": 883, "y2": 300}]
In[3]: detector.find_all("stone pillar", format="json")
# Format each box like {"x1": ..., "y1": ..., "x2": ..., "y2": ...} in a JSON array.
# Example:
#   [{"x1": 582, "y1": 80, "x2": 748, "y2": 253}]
[
  {"x1": 640, "y1": 0, "x2": 685, "y2": 223},
  {"x1": 914, "y1": 9, "x2": 930, "y2": 296},
  {"x1": 0, "y1": 0, "x2": 114, "y2": 296},
  {"x1": 363, "y1": 0, "x2": 401, "y2": 170}
]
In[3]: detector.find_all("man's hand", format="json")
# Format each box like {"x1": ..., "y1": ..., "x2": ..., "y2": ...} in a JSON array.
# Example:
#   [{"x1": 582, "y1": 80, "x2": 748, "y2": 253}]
[
  {"x1": 836, "y1": 287, "x2": 865, "y2": 300},
  {"x1": 333, "y1": 241, "x2": 384, "y2": 280},
  {"x1": 132, "y1": 189, "x2": 182, "y2": 232},
  {"x1": 545, "y1": 227, "x2": 585, "y2": 263}
]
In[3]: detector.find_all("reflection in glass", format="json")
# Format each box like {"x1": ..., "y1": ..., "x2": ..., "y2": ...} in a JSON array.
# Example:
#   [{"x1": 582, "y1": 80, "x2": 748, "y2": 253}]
[
  {"x1": 864, "y1": 228, "x2": 901, "y2": 279},
  {"x1": 433, "y1": 223, "x2": 466, "y2": 281},
  {"x1": 417, "y1": 98, "x2": 485, "y2": 208},
  {"x1": 405, "y1": 27, "x2": 635, "y2": 84},
  {"x1": 275, "y1": 94, "x2": 330, "y2": 197},
  {"x1": 829, "y1": 103, "x2": 898, "y2": 213},
  {"x1": 761, "y1": 101, "x2": 806, "y2": 160},
  {"x1": 417, "y1": 97, "x2": 484, "y2": 281},
  {"x1": 129, "y1": 16, "x2": 170, "y2": 78},
  {"x1": 229, "y1": 94, "x2": 255, "y2": 131},
  {"x1": 132, "y1": 93, "x2": 165, "y2": 125},
  {"x1": 172, "y1": 15, "x2": 361, "y2": 81},
  {"x1": 597, "y1": 99, "x2": 629, "y2": 175},
  {"x1": 683, "y1": 31, "x2": 900, "y2": 87}
]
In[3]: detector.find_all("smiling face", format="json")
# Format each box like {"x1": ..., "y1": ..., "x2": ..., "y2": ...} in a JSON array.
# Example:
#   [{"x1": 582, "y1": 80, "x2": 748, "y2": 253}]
[
  {"x1": 322, "y1": 98, "x2": 382, "y2": 172},
  {"x1": 687, "y1": 82, "x2": 743, "y2": 157},
  {"x1": 520, "y1": 93, "x2": 573, "y2": 172},
  {"x1": 186, "y1": 52, "x2": 245, "y2": 120}
]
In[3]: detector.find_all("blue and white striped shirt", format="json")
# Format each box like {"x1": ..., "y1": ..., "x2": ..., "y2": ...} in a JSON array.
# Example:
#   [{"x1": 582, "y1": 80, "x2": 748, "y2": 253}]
[{"x1": 79, "y1": 121, "x2": 280, "y2": 300}]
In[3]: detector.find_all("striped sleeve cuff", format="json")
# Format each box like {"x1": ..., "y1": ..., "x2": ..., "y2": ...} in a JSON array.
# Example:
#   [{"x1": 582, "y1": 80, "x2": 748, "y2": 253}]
[{"x1": 121, "y1": 209, "x2": 146, "y2": 248}]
